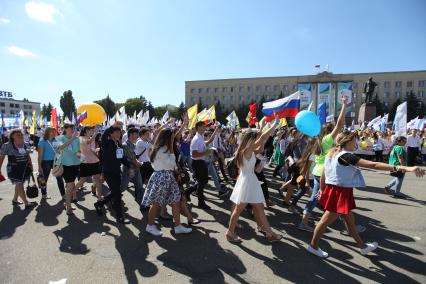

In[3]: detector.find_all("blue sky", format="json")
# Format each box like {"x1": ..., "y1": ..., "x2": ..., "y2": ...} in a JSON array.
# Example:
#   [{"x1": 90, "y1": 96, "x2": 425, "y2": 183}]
[{"x1": 1, "y1": 0, "x2": 425, "y2": 111}]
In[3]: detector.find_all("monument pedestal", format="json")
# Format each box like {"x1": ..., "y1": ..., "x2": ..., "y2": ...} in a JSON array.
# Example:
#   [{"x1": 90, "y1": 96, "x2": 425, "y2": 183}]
[{"x1": 358, "y1": 103, "x2": 376, "y2": 123}]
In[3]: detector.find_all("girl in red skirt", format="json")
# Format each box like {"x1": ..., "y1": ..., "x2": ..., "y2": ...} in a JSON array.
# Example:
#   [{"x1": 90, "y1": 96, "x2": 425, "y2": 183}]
[{"x1": 307, "y1": 131, "x2": 424, "y2": 258}]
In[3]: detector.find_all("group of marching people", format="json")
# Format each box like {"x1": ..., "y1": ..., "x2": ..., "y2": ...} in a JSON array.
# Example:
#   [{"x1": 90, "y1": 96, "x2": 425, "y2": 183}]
[{"x1": 0, "y1": 96, "x2": 425, "y2": 258}]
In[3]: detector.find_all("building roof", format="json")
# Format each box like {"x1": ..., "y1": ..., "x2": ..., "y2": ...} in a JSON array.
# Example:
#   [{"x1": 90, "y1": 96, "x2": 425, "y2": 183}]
[
  {"x1": 186, "y1": 70, "x2": 426, "y2": 83},
  {"x1": 0, "y1": 98, "x2": 41, "y2": 104}
]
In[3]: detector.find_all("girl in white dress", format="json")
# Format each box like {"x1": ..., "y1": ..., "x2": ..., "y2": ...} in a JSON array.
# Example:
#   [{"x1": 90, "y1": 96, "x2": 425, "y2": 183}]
[{"x1": 227, "y1": 116, "x2": 283, "y2": 243}]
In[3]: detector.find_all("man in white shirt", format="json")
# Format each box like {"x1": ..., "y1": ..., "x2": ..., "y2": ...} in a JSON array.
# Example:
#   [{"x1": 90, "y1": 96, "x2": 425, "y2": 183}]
[
  {"x1": 407, "y1": 129, "x2": 420, "y2": 166},
  {"x1": 188, "y1": 121, "x2": 220, "y2": 209},
  {"x1": 135, "y1": 127, "x2": 154, "y2": 184}
]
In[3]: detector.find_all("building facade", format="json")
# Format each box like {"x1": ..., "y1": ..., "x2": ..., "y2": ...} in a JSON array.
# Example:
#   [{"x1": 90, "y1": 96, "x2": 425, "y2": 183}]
[
  {"x1": 185, "y1": 70, "x2": 426, "y2": 119},
  {"x1": 0, "y1": 91, "x2": 41, "y2": 116}
]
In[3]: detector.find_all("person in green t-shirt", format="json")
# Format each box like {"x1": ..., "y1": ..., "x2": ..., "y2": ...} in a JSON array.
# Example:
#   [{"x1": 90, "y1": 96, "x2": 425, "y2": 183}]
[
  {"x1": 299, "y1": 95, "x2": 347, "y2": 232},
  {"x1": 385, "y1": 136, "x2": 408, "y2": 198}
]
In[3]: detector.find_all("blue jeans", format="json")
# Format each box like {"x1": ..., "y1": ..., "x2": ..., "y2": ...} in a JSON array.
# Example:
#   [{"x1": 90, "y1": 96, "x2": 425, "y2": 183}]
[
  {"x1": 303, "y1": 175, "x2": 321, "y2": 215},
  {"x1": 386, "y1": 174, "x2": 405, "y2": 194},
  {"x1": 207, "y1": 161, "x2": 221, "y2": 191},
  {"x1": 121, "y1": 169, "x2": 144, "y2": 204}
]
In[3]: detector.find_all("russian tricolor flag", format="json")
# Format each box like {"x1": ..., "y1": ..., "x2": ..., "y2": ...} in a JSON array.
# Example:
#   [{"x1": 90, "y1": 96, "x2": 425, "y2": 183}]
[
  {"x1": 76, "y1": 111, "x2": 88, "y2": 125},
  {"x1": 262, "y1": 91, "x2": 300, "y2": 121}
]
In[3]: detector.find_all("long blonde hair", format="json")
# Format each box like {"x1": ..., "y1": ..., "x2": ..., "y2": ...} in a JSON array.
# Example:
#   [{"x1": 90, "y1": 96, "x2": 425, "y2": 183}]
[
  {"x1": 235, "y1": 129, "x2": 258, "y2": 168},
  {"x1": 328, "y1": 132, "x2": 356, "y2": 157}
]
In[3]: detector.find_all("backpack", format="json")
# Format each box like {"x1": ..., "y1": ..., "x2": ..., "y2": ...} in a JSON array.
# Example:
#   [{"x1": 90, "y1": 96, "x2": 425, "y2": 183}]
[{"x1": 226, "y1": 157, "x2": 239, "y2": 180}]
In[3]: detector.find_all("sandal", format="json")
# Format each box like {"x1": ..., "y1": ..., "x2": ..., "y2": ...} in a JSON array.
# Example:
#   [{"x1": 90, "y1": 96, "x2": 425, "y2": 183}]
[
  {"x1": 188, "y1": 219, "x2": 201, "y2": 225},
  {"x1": 12, "y1": 200, "x2": 23, "y2": 206},
  {"x1": 266, "y1": 233, "x2": 283, "y2": 243},
  {"x1": 257, "y1": 226, "x2": 267, "y2": 235},
  {"x1": 226, "y1": 232, "x2": 242, "y2": 244}
]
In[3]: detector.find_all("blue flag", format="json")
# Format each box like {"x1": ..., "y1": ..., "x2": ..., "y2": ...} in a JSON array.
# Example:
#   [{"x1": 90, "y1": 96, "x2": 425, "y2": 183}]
[{"x1": 318, "y1": 102, "x2": 327, "y2": 126}]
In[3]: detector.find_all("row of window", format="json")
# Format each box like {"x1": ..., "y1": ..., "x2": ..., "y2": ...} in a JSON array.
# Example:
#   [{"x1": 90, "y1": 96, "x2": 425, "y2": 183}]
[
  {"x1": 383, "y1": 80, "x2": 425, "y2": 89},
  {"x1": 191, "y1": 80, "x2": 426, "y2": 95},
  {"x1": 0, "y1": 102, "x2": 33, "y2": 109},
  {"x1": 190, "y1": 94, "x2": 284, "y2": 104},
  {"x1": 1, "y1": 110, "x2": 31, "y2": 115},
  {"x1": 190, "y1": 84, "x2": 298, "y2": 95}
]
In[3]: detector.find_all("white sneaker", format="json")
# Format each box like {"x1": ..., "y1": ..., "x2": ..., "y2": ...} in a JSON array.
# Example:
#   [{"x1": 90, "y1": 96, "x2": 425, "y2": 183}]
[
  {"x1": 307, "y1": 245, "x2": 328, "y2": 258},
  {"x1": 174, "y1": 224, "x2": 192, "y2": 234},
  {"x1": 146, "y1": 224, "x2": 162, "y2": 236},
  {"x1": 360, "y1": 242, "x2": 378, "y2": 255}
]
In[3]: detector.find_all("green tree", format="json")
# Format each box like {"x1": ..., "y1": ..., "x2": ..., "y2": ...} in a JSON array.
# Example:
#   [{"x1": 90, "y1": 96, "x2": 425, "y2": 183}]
[
  {"x1": 215, "y1": 100, "x2": 226, "y2": 124},
  {"x1": 146, "y1": 101, "x2": 155, "y2": 117},
  {"x1": 256, "y1": 95, "x2": 266, "y2": 121},
  {"x1": 419, "y1": 101, "x2": 426, "y2": 118},
  {"x1": 154, "y1": 106, "x2": 168, "y2": 118},
  {"x1": 41, "y1": 103, "x2": 53, "y2": 121},
  {"x1": 94, "y1": 95, "x2": 116, "y2": 117},
  {"x1": 60, "y1": 90, "x2": 76, "y2": 119},
  {"x1": 235, "y1": 103, "x2": 248, "y2": 128},
  {"x1": 198, "y1": 97, "x2": 205, "y2": 112},
  {"x1": 124, "y1": 97, "x2": 145, "y2": 116},
  {"x1": 177, "y1": 101, "x2": 186, "y2": 119},
  {"x1": 406, "y1": 91, "x2": 420, "y2": 121}
]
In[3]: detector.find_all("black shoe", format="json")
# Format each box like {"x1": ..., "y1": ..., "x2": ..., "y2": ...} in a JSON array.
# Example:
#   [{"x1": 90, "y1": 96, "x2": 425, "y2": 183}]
[
  {"x1": 393, "y1": 194, "x2": 406, "y2": 199},
  {"x1": 72, "y1": 199, "x2": 78, "y2": 204},
  {"x1": 94, "y1": 202, "x2": 103, "y2": 216},
  {"x1": 25, "y1": 202, "x2": 37, "y2": 210},
  {"x1": 198, "y1": 202, "x2": 211, "y2": 210},
  {"x1": 140, "y1": 206, "x2": 150, "y2": 212},
  {"x1": 117, "y1": 217, "x2": 131, "y2": 224}
]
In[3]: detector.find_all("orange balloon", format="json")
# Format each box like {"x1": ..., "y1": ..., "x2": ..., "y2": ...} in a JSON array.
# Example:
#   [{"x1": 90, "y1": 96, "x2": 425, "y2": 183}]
[{"x1": 77, "y1": 103, "x2": 106, "y2": 126}]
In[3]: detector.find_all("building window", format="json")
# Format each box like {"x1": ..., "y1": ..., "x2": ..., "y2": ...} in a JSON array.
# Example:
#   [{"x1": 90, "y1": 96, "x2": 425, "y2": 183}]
[
  {"x1": 239, "y1": 95, "x2": 244, "y2": 101},
  {"x1": 248, "y1": 95, "x2": 252, "y2": 102},
  {"x1": 190, "y1": 97, "x2": 195, "y2": 103},
  {"x1": 222, "y1": 87, "x2": 227, "y2": 93},
  {"x1": 10, "y1": 103, "x2": 14, "y2": 108},
  {"x1": 222, "y1": 95, "x2": 226, "y2": 101},
  {"x1": 230, "y1": 95, "x2": 234, "y2": 101},
  {"x1": 0, "y1": 102, "x2": 4, "y2": 107},
  {"x1": 206, "y1": 97, "x2": 211, "y2": 103},
  {"x1": 395, "y1": 91, "x2": 400, "y2": 98},
  {"x1": 353, "y1": 82, "x2": 358, "y2": 89},
  {"x1": 1, "y1": 109, "x2": 4, "y2": 114},
  {"x1": 214, "y1": 88, "x2": 218, "y2": 93},
  {"x1": 10, "y1": 110, "x2": 15, "y2": 115},
  {"x1": 384, "y1": 81, "x2": 390, "y2": 88},
  {"x1": 230, "y1": 87, "x2": 234, "y2": 93},
  {"x1": 266, "y1": 95, "x2": 270, "y2": 100},
  {"x1": 419, "y1": 90, "x2": 424, "y2": 98},
  {"x1": 407, "y1": 81, "x2": 413, "y2": 88},
  {"x1": 419, "y1": 80, "x2": 425, "y2": 88},
  {"x1": 247, "y1": 86, "x2": 252, "y2": 92},
  {"x1": 214, "y1": 96, "x2": 219, "y2": 102},
  {"x1": 24, "y1": 111, "x2": 28, "y2": 116},
  {"x1": 384, "y1": 92, "x2": 389, "y2": 100},
  {"x1": 273, "y1": 85, "x2": 280, "y2": 92},
  {"x1": 15, "y1": 104, "x2": 20, "y2": 108},
  {"x1": 292, "y1": 84, "x2": 297, "y2": 91},
  {"x1": 239, "y1": 86, "x2": 244, "y2": 93},
  {"x1": 197, "y1": 88, "x2": 202, "y2": 94},
  {"x1": 255, "y1": 85, "x2": 261, "y2": 92},
  {"x1": 206, "y1": 88, "x2": 210, "y2": 93},
  {"x1": 29, "y1": 105, "x2": 32, "y2": 109},
  {"x1": 395, "y1": 81, "x2": 401, "y2": 88},
  {"x1": 256, "y1": 95, "x2": 261, "y2": 101},
  {"x1": 283, "y1": 84, "x2": 289, "y2": 91},
  {"x1": 265, "y1": 86, "x2": 271, "y2": 92},
  {"x1": 190, "y1": 88, "x2": 195, "y2": 94}
]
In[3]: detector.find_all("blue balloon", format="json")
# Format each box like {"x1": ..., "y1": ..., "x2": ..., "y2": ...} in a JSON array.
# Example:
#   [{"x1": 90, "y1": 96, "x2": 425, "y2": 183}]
[{"x1": 295, "y1": 110, "x2": 321, "y2": 136}]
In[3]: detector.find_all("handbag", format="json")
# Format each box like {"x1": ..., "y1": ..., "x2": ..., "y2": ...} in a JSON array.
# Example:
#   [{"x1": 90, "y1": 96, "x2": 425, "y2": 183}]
[
  {"x1": 26, "y1": 173, "x2": 39, "y2": 198},
  {"x1": 52, "y1": 154, "x2": 64, "y2": 177}
]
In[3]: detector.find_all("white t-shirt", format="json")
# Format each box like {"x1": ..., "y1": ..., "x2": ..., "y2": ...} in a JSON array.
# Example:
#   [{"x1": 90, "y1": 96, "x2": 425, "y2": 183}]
[
  {"x1": 407, "y1": 135, "x2": 420, "y2": 148},
  {"x1": 191, "y1": 132, "x2": 206, "y2": 161},
  {"x1": 151, "y1": 146, "x2": 176, "y2": 171},
  {"x1": 135, "y1": 138, "x2": 152, "y2": 162}
]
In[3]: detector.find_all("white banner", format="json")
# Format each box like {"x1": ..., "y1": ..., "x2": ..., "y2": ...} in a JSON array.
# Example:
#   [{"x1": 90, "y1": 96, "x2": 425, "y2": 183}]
[{"x1": 394, "y1": 102, "x2": 407, "y2": 137}]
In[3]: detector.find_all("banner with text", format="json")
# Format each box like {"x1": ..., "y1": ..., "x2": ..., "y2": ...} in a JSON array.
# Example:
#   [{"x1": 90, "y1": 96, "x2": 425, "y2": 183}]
[
  {"x1": 337, "y1": 82, "x2": 353, "y2": 117},
  {"x1": 317, "y1": 83, "x2": 332, "y2": 115},
  {"x1": 297, "y1": 83, "x2": 312, "y2": 110}
]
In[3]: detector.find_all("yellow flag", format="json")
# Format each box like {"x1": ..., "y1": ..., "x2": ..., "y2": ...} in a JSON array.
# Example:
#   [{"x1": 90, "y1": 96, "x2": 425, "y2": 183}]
[
  {"x1": 60, "y1": 115, "x2": 65, "y2": 127},
  {"x1": 40, "y1": 114, "x2": 44, "y2": 127},
  {"x1": 30, "y1": 110, "x2": 36, "y2": 135},
  {"x1": 279, "y1": 117, "x2": 287, "y2": 127},
  {"x1": 24, "y1": 116, "x2": 29, "y2": 127},
  {"x1": 198, "y1": 105, "x2": 215, "y2": 122},
  {"x1": 187, "y1": 104, "x2": 198, "y2": 129}
]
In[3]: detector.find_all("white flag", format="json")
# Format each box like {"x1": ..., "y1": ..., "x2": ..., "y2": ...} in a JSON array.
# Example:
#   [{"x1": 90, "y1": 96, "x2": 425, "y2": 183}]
[
  {"x1": 162, "y1": 111, "x2": 169, "y2": 124},
  {"x1": 18, "y1": 110, "x2": 24, "y2": 129},
  {"x1": 394, "y1": 102, "x2": 407, "y2": 137},
  {"x1": 143, "y1": 111, "x2": 150, "y2": 125},
  {"x1": 307, "y1": 101, "x2": 313, "y2": 111},
  {"x1": 367, "y1": 115, "x2": 382, "y2": 128}
]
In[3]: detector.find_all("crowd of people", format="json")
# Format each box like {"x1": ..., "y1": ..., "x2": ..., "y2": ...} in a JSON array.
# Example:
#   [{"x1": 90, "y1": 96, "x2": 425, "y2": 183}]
[{"x1": 0, "y1": 100, "x2": 425, "y2": 258}]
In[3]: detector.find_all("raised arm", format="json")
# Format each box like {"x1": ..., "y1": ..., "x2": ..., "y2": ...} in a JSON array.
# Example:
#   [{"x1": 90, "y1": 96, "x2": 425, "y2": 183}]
[
  {"x1": 357, "y1": 159, "x2": 424, "y2": 177},
  {"x1": 330, "y1": 95, "x2": 347, "y2": 139},
  {"x1": 254, "y1": 116, "x2": 278, "y2": 149}
]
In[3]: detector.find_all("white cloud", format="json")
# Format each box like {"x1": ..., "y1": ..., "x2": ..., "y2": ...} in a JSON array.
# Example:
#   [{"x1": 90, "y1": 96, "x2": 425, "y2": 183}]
[
  {"x1": 0, "y1": 17, "x2": 10, "y2": 24},
  {"x1": 25, "y1": 1, "x2": 60, "y2": 23},
  {"x1": 7, "y1": 46, "x2": 37, "y2": 57}
]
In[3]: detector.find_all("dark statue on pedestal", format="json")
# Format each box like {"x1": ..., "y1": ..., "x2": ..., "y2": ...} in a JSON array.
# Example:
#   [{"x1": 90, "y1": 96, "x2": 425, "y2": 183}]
[{"x1": 363, "y1": 77, "x2": 377, "y2": 104}]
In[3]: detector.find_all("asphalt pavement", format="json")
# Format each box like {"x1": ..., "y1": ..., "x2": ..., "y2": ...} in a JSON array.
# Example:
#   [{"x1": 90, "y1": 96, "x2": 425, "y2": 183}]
[{"x1": 0, "y1": 153, "x2": 425, "y2": 284}]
